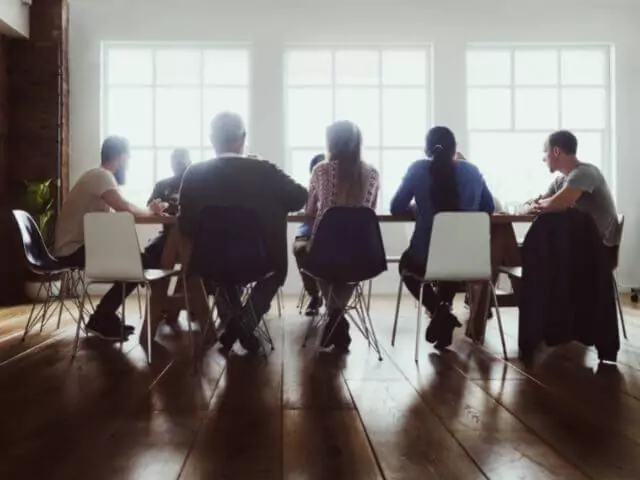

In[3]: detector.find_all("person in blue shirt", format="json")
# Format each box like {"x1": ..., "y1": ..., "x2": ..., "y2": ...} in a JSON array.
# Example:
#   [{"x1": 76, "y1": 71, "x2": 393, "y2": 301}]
[
  {"x1": 390, "y1": 126, "x2": 495, "y2": 350},
  {"x1": 293, "y1": 153, "x2": 326, "y2": 316}
]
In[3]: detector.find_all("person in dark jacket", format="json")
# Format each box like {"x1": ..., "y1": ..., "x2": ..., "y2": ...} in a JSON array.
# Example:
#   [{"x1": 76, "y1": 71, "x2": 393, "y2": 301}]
[
  {"x1": 179, "y1": 112, "x2": 308, "y2": 353},
  {"x1": 518, "y1": 209, "x2": 619, "y2": 362}
]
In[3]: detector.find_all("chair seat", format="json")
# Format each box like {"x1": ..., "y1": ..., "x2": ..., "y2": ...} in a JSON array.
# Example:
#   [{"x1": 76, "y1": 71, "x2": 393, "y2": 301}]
[
  {"x1": 144, "y1": 268, "x2": 181, "y2": 282},
  {"x1": 498, "y1": 266, "x2": 522, "y2": 278}
]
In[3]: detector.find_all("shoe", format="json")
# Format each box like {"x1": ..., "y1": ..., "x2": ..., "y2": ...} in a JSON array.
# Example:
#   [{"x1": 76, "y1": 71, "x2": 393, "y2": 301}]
[
  {"x1": 86, "y1": 315, "x2": 134, "y2": 341},
  {"x1": 219, "y1": 321, "x2": 260, "y2": 354},
  {"x1": 219, "y1": 323, "x2": 240, "y2": 350},
  {"x1": 330, "y1": 318, "x2": 351, "y2": 352},
  {"x1": 434, "y1": 310, "x2": 461, "y2": 350},
  {"x1": 320, "y1": 314, "x2": 340, "y2": 348},
  {"x1": 238, "y1": 332, "x2": 261, "y2": 354},
  {"x1": 91, "y1": 312, "x2": 135, "y2": 334},
  {"x1": 425, "y1": 304, "x2": 459, "y2": 344},
  {"x1": 304, "y1": 296, "x2": 323, "y2": 317}
]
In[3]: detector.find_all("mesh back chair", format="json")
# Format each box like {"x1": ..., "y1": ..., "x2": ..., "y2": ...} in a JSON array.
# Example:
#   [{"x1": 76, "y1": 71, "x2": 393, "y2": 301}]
[
  {"x1": 302, "y1": 207, "x2": 387, "y2": 360},
  {"x1": 72, "y1": 213, "x2": 181, "y2": 363},
  {"x1": 391, "y1": 212, "x2": 507, "y2": 362},
  {"x1": 613, "y1": 214, "x2": 628, "y2": 340},
  {"x1": 187, "y1": 205, "x2": 276, "y2": 354},
  {"x1": 12, "y1": 210, "x2": 77, "y2": 338}
]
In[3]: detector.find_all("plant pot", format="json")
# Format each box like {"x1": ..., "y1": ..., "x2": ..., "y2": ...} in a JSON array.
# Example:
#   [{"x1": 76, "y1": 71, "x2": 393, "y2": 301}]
[{"x1": 24, "y1": 280, "x2": 62, "y2": 302}]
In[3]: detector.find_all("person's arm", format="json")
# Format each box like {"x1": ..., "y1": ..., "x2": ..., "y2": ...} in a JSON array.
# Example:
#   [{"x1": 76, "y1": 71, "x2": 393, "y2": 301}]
[
  {"x1": 304, "y1": 169, "x2": 320, "y2": 219},
  {"x1": 479, "y1": 180, "x2": 496, "y2": 214},
  {"x1": 533, "y1": 167, "x2": 596, "y2": 213},
  {"x1": 102, "y1": 189, "x2": 163, "y2": 219},
  {"x1": 390, "y1": 162, "x2": 417, "y2": 215},
  {"x1": 267, "y1": 162, "x2": 308, "y2": 212}
]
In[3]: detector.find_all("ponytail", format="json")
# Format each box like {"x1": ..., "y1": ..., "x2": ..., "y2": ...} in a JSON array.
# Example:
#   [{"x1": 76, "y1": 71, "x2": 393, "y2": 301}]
[{"x1": 426, "y1": 127, "x2": 460, "y2": 213}]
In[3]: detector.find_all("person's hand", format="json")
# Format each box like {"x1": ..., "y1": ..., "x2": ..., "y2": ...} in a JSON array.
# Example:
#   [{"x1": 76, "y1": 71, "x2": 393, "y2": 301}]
[{"x1": 149, "y1": 199, "x2": 168, "y2": 215}]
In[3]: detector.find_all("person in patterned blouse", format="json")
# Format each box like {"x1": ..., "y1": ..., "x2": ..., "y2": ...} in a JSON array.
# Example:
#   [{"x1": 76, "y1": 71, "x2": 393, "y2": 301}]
[{"x1": 304, "y1": 120, "x2": 380, "y2": 351}]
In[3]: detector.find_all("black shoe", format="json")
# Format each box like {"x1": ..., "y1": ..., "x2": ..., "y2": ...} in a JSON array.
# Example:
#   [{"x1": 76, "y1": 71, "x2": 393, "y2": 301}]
[
  {"x1": 304, "y1": 296, "x2": 323, "y2": 317},
  {"x1": 330, "y1": 318, "x2": 351, "y2": 352},
  {"x1": 238, "y1": 332, "x2": 261, "y2": 354},
  {"x1": 219, "y1": 323, "x2": 240, "y2": 350},
  {"x1": 219, "y1": 321, "x2": 260, "y2": 354},
  {"x1": 91, "y1": 312, "x2": 135, "y2": 334},
  {"x1": 425, "y1": 304, "x2": 459, "y2": 344},
  {"x1": 434, "y1": 310, "x2": 460, "y2": 350},
  {"x1": 86, "y1": 315, "x2": 134, "y2": 341}
]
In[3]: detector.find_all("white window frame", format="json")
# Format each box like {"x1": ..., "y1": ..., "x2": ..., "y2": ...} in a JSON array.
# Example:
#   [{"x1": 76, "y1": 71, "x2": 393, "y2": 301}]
[
  {"x1": 101, "y1": 42, "x2": 251, "y2": 202},
  {"x1": 284, "y1": 45, "x2": 433, "y2": 208},
  {"x1": 466, "y1": 43, "x2": 614, "y2": 198}
]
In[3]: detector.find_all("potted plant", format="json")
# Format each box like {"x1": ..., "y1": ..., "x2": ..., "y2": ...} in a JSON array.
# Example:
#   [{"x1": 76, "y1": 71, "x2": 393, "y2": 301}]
[{"x1": 21, "y1": 180, "x2": 59, "y2": 301}]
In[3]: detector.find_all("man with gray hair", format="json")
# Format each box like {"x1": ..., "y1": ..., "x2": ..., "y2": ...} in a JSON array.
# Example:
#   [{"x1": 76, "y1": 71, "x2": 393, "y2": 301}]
[{"x1": 179, "y1": 112, "x2": 308, "y2": 352}]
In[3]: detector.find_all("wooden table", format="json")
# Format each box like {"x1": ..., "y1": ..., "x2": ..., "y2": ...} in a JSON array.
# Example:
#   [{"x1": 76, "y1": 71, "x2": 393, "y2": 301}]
[{"x1": 138, "y1": 214, "x2": 533, "y2": 344}]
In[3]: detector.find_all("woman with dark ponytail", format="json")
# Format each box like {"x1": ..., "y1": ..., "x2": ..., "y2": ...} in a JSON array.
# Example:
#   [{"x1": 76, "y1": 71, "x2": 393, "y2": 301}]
[
  {"x1": 390, "y1": 126, "x2": 495, "y2": 350},
  {"x1": 305, "y1": 120, "x2": 380, "y2": 351}
]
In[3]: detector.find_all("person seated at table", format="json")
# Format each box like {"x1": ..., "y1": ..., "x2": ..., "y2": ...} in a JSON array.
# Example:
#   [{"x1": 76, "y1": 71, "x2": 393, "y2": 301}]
[
  {"x1": 293, "y1": 153, "x2": 325, "y2": 316},
  {"x1": 304, "y1": 120, "x2": 380, "y2": 351},
  {"x1": 390, "y1": 126, "x2": 495, "y2": 349},
  {"x1": 144, "y1": 148, "x2": 192, "y2": 261},
  {"x1": 179, "y1": 112, "x2": 307, "y2": 353},
  {"x1": 55, "y1": 136, "x2": 167, "y2": 340},
  {"x1": 529, "y1": 130, "x2": 620, "y2": 248}
]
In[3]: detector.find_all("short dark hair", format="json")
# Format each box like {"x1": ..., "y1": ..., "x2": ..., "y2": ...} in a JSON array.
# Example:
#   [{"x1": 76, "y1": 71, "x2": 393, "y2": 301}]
[
  {"x1": 309, "y1": 153, "x2": 325, "y2": 173},
  {"x1": 101, "y1": 136, "x2": 130, "y2": 165},
  {"x1": 548, "y1": 130, "x2": 578, "y2": 156}
]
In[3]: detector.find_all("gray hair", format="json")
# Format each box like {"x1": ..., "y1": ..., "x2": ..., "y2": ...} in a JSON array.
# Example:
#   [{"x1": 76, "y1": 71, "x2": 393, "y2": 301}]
[{"x1": 210, "y1": 112, "x2": 246, "y2": 153}]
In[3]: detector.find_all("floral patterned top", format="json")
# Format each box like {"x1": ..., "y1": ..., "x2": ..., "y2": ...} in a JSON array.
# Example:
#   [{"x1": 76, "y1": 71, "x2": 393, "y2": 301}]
[{"x1": 305, "y1": 160, "x2": 380, "y2": 236}]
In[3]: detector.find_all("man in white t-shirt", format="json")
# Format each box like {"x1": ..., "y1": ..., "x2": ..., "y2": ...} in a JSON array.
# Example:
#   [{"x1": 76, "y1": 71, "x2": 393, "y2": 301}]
[{"x1": 55, "y1": 136, "x2": 167, "y2": 340}]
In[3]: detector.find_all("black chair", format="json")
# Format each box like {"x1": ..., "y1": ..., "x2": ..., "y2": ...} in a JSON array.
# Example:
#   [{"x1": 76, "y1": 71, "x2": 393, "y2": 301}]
[
  {"x1": 12, "y1": 210, "x2": 76, "y2": 339},
  {"x1": 302, "y1": 207, "x2": 387, "y2": 360},
  {"x1": 186, "y1": 205, "x2": 276, "y2": 354}
]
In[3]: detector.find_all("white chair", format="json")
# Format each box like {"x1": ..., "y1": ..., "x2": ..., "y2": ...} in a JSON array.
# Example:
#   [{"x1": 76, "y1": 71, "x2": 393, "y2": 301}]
[
  {"x1": 71, "y1": 212, "x2": 180, "y2": 363},
  {"x1": 391, "y1": 212, "x2": 507, "y2": 362}
]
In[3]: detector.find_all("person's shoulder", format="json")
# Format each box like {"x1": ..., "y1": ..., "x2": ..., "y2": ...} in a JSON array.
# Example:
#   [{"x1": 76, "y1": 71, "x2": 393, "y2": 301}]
[
  {"x1": 83, "y1": 167, "x2": 116, "y2": 185},
  {"x1": 576, "y1": 162, "x2": 602, "y2": 176},
  {"x1": 457, "y1": 159, "x2": 482, "y2": 175}
]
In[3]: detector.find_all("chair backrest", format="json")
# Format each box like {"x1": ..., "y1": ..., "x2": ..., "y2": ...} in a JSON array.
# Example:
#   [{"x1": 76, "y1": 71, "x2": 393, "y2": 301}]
[
  {"x1": 11, "y1": 209, "x2": 59, "y2": 272},
  {"x1": 612, "y1": 214, "x2": 625, "y2": 270},
  {"x1": 84, "y1": 212, "x2": 145, "y2": 282},
  {"x1": 306, "y1": 207, "x2": 387, "y2": 284},
  {"x1": 425, "y1": 212, "x2": 491, "y2": 281},
  {"x1": 189, "y1": 205, "x2": 272, "y2": 285}
]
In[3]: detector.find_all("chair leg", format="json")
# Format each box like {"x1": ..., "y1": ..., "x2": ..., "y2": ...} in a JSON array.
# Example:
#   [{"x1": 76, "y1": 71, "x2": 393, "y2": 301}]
[
  {"x1": 145, "y1": 282, "x2": 152, "y2": 364},
  {"x1": 391, "y1": 278, "x2": 404, "y2": 347},
  {"x1": 72, "y1": 282, "x2": 89, "y2": 359},
  {"x1": 40, "y1": 280, "x2": 54, "y2": 333},
  {"x1": 366, "y1": 279, "x2": 372, "y2": 313},
  {"x1": 613, "y1": 274, "x2": 628, "y2": 340},
  {"x1": 136, "y1": 285, "x2": 143, "y2": 319},
  {"x1": 276, "y1": 288, "x2": 283, "y2": 318},
  {"x1": 23, "y1": 281, "x2": 45, "y2": 341},
  {"x1": 355, "y1": 284, "x2": 383, "y2": 361},
  {"x1": 56, "y1": 272, "x2": 68, "y2": 330},
  {"x1": 181, "y1": 275, "x2": 194, "y2": 361},
  {"x1": 415, "y1": 285, "x2": 424, "y2": 363},
  {"x1": 120, "y1": 284, "x2": 126, "y2": 352},
  {"x1": 490, "y1": 282, "x2": 508, "y2": 360}
]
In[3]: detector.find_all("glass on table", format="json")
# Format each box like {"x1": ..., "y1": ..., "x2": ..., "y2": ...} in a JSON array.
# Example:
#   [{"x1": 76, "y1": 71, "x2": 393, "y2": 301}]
[{"x1": 501, "y1": 201, "x2": 530, "y2": 215}]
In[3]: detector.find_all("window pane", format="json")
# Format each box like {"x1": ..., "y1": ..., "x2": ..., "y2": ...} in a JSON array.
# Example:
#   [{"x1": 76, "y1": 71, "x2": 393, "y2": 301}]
[
  {"x1": 470, "y1": 132, "x2": 551, "y2": 204},
  {"x1": 155, "y1": 87, "x2": 201, "y2": 147},
  {"x1": 467, "y1": 50, "x2": 511, "y2": 86},
  {"x1": 363, "y1": 149, "x2": 381, "y2": 172},
  {"x1": 515, "y1": 88, "x2": 559, "y2": 130},
  {"x1": 156, "y1": 49, "x2": 200, "y2": 85},
  {"x1": 287, "y1": 88, "x2": 332, "y2": 147},
  {"x1": 121, "y1": 149, "x2": 155, "y2": 206},
  {"x1": 382, "y1": 50, "x2": 427, "y2": 86},
  {"x1": 290, "y1": 149, "x2": 324, "y2": 187},
  {"x1": 382, "y1": 88, "x2": 427, "y2": 146},
  {"x1": 203, "y1": 50, "x2": 249, "y2": 85},
  {"x1": 467, "y1": 88, "x2": 512, "y2": 130},
  {"x1": 202, "y1": 88, "x2": 249, "y2": 144},
  {"x1": 561, "y1": 88, "x2": 606, "y2": 129},
  {"x1": 335, "y1": 50, "x2": 379, "y2": 85},
  {"x1": 107, "y1": 49, "x2": 153, "y2": 85},
  {"x1": 107, "y1": 87, "x2": 153, "y2": 146},
  {"x1": 155, "y1": 148, "x2": 203, "y2": 182},
  {"x1": 287, "y1": 51, "x2": 332, "y2": 86},
  {"x1": 335, "y1": 87, "x2": 380, "y2": 147},
  {"x1": 514, "y1": 50, "x2": 558, "y2": 86},
  {"x1": 574, "y1": 132, "x2": 603, "y2": 169},
  {"x1": 561, "y1": 50, "x2": 606, "y2": 86},
  {"x1": 381, "y1": 149, "x2": 424, "y2": 211}
]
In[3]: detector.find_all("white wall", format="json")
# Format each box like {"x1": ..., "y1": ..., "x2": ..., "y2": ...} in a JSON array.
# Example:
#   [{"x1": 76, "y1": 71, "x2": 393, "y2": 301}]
[
  {"x1": 0, "y1": 0, "x2": 29, "y2": 37},
  {"x1": 69, "y1": 0, "x2": 640, "y2": 292}
]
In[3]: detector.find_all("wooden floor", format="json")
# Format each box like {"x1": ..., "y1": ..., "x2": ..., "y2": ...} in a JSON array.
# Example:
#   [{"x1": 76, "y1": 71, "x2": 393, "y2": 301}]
[{"x1": 2, "y1": 293, "x2": 640, "y2": 479}]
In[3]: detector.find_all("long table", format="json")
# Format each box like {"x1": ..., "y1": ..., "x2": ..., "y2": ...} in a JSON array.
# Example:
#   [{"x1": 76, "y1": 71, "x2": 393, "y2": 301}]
[{"x1": 137, "y1": 213, "x2": 533, "y2": 344}]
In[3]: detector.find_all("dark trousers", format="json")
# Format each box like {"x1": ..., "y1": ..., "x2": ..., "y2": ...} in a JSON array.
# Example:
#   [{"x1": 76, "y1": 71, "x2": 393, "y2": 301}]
[
  {"x1": 399, "y1": 250, "x2": 459, "y2": 316},
  {"x1": 57, "y1": 234, "x2": 166, "y2": 322},
  {"x1": 292, "y1": 239, "x2": 319, "y2": 298}
]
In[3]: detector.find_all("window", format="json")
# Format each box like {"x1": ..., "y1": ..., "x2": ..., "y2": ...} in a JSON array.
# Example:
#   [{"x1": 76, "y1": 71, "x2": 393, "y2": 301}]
[
  {"x1": 285, "y1": 47, "x2": 432, "y2": 209},
  {"x1": 466, "y1": 46, "x2": 612, "y2": 205},
  {"x1": 102, "y1": 44, "x2": 250, "y2": 205}
]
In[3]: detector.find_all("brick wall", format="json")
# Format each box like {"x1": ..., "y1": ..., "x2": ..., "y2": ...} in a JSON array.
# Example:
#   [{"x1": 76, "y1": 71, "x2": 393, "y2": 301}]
[{"x1": 0, "y1": 0, "x2": 69, "y2": 306}]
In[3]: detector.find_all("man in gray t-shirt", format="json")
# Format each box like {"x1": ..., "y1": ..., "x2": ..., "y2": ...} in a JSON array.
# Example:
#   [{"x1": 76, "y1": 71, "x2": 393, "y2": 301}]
[{"x1": 531, "y1": 130, "x2": 620, "y2": 246}]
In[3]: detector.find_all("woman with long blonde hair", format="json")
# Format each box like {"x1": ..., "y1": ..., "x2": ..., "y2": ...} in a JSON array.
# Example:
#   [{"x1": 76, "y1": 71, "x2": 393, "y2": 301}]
[{"x1": 304, "y1": 120, "x2": 380, "y2": 351}]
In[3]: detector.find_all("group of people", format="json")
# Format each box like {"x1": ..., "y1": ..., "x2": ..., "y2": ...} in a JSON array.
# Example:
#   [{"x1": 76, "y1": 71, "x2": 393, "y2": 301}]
[{"x1": 53, "y1": 110, "x2": 619, "y2": 354}]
